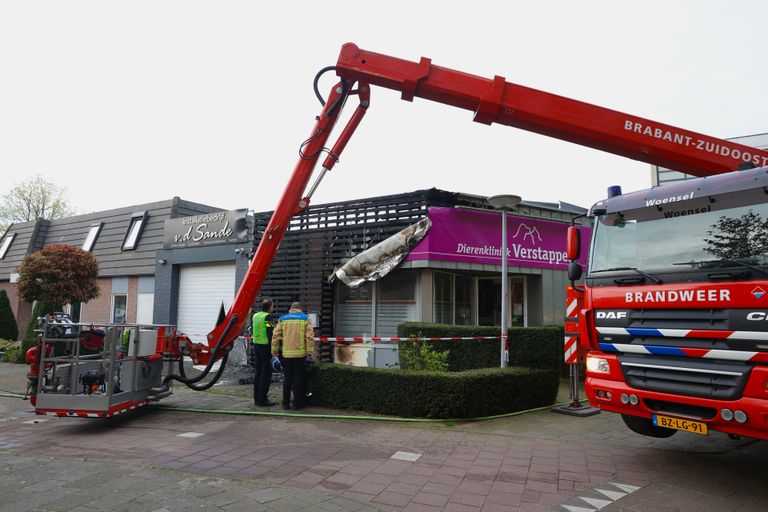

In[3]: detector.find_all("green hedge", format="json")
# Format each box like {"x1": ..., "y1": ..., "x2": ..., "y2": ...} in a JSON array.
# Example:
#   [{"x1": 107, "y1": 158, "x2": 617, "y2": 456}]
[
  {"x1": 396, "y1": 322, "x2": 563, "y2": 373},
  {"x1": 309, "y1": 363, "x2": 559, "y2": 418},
  {"x1": 397, "y1": 323, "x2": 501, "y2": 339},
  {"x1": 0, "y1": 290, "x2": 18, "y2": 341},
  {"x1": 508, "y1": 326, "x2": 564, "y2": 374}
]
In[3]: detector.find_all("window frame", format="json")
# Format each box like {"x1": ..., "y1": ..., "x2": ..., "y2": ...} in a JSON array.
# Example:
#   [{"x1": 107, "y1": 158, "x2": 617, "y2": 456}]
[
  {"x1": 433, "y1": 271, "x2": 454, "y2": 324},
  {"x1": 433, "y1": 271, "x2": 474, "y2": 325},
  {"x1": 374, "y1": 270, "x2": 418, "y2": 336},
  {"x1": 82, "y1": 223, "x2": 104, "y2": 252},
  {"x1": 476, "y1": 275, "x2": 528, "y2": 327},
  {"x1": 111, "y1": 293, "x2": 128, "y2": 323},
  {"x1": 121, "y1": 211, "x2": 148, "y2": 251},
  {"x1": 0, "y1": 233, "x2": 15, "y2": 260}
]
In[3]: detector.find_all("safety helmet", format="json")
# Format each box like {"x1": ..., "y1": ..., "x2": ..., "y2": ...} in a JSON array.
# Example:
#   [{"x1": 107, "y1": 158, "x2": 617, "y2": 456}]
[{"x1": 271, "y1": 355, "x2": 283, "y2": 372}]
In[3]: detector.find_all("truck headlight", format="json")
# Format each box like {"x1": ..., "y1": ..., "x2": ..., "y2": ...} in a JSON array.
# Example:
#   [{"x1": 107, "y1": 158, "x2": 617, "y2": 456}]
[{"x1": 586, "y1": 355, "x2": 610, "y2": 374}]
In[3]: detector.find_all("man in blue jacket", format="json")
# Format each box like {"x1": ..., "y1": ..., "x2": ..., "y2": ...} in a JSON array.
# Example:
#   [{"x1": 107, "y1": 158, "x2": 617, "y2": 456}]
[{"x1": 271, "y1": 302, "x2": 314, "y2": 410}]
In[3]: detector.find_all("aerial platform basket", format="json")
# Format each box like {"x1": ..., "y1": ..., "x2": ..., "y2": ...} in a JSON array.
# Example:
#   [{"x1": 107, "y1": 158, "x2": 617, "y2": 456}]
[{"x1": 32, "y1": 321, "x2": 174, "y2": 418}]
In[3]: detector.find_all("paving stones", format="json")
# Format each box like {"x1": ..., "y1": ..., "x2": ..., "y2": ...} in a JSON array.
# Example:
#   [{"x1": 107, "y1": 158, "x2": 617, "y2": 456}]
[
  {"x1": 2, "y1": 361, "x2": 768, "y2": 512},
  {"x1": 0, "y1": 453, "x2": 383, "y2": 512}
]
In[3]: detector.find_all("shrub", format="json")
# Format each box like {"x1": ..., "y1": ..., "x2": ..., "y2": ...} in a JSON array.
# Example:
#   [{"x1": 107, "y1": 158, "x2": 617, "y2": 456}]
[
  {"x1": 2, "y1": 340, "x2": 22, "y2": 363},
  {"x1": 399, "y1": 340, "x2": 449, "y2": 371},
  {"x1": 0, "y1": 290, "x2": 18, "y2": 340},
  {"x1": 0, "y1": 338, "x2": 17, "y2": 351},
  {"x1": 397, "y1": 323, "x2": 500, "y2": 371},
  {"x1": 397, "y1": 322, "x2": 564, "y2": 374},
  {"x1": 309, "y1": 363, "x2": 559, "y2": 418}
]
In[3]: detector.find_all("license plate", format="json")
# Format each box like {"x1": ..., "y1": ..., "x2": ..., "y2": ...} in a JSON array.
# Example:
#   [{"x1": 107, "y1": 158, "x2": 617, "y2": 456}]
[{"x1": 652, "y1": 414, "x2": 708, "y2": 435}]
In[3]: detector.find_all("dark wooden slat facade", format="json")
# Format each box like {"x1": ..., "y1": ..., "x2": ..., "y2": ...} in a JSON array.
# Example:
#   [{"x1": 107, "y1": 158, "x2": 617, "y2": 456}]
[{"x1": 252, "y1": 189, "x2": 477, "y2": 338}]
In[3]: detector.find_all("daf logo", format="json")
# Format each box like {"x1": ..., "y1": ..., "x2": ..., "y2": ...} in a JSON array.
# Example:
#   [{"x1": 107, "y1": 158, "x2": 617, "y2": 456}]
[
  {"x1": 596, "y1": 311, "x2": 628, "y2": 319},
  {"x1": 746, "y1": 312, "x2": 768, "y2": 321}
]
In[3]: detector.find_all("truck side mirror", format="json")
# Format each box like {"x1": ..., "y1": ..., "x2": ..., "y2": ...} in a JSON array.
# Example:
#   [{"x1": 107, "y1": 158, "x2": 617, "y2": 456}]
[
  {"x1": 568, "y1": 261, "x2": 583, "y2": 282},
  {"x1": 566, "y1": 226, "x2": 581, "y2": 261}
]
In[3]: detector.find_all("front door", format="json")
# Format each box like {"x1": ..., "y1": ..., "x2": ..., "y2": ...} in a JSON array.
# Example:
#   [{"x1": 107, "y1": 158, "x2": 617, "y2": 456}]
[
  {"x1": 478, "y1": 278, "x2": 502, "y2": 326},
  {"x1": 477, "y1": 277, "x2": 525, "y2": 326}
]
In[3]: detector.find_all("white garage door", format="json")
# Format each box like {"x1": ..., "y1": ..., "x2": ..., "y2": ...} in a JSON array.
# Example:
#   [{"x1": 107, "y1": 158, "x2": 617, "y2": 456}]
[{"x1": 177, "y1": 263, "x2": 236, "y2": 344}]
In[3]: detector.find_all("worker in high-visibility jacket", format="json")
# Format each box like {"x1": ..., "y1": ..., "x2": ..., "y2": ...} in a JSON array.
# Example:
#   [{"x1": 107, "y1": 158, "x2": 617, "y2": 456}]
[
  {"x1": 271, "y1": 301, "x2": 315, "y2": 410},
  {"x1": 251, "y1": 299, "x2": 278, "y2": 407}
]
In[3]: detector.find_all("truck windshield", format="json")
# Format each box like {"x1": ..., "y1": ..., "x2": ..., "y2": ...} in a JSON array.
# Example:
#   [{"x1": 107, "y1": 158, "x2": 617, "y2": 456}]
[{"x1": 589, "y1": 189, "x2": 768, "y2": 274}]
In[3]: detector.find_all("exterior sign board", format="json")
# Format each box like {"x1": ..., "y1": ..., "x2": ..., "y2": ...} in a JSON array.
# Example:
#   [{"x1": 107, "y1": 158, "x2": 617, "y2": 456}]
[
  {"x1": 163, "y1": 209, "x2": 249, "y2": 249},
  {"x1": 405, "y1": 207, "x2": 591, "y2": 270}
]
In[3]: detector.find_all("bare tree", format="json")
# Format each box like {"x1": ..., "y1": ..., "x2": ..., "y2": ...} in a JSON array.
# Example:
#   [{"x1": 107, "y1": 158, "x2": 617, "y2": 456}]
[{"x1": 0, "y1": 175, "x2": 74, "y2": 233}]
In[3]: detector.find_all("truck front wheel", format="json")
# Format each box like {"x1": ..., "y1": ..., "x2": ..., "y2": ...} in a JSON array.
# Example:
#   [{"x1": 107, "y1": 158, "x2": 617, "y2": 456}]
[{"x1": 621, "y1": 414, "x2": 676, "y2": 438}]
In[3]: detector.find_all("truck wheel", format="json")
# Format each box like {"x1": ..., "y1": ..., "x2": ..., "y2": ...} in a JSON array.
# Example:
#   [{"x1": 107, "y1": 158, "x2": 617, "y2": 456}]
[{"x1": 621, "y1": 414, "x2": 676, "y2": 438}]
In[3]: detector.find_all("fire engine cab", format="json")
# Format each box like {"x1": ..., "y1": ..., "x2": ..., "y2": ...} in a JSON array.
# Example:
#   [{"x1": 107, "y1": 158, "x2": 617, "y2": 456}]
[{"x1": 577, "y1": 167, "x2": 768, "y2": 439}]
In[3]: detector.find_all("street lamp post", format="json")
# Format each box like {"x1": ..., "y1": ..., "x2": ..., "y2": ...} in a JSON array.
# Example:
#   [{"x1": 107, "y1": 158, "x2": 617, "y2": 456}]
[{"x1": 488, "y1": 194, "x2": 522, "y2": 368}]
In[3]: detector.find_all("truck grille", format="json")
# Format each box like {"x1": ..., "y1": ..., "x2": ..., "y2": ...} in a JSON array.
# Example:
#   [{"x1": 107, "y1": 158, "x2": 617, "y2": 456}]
[
  {"x1": 624, "y1": 309, "x2": 728, "y2": 330},
  {"x1": 618, "y1": 354, "x2": 752, "y2": 400}
]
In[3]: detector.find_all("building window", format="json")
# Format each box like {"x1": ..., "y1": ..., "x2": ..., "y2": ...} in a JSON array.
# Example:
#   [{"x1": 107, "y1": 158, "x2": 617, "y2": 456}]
[
  {"x1": 434, "y1": 272, "x2": 452, "y2": 324},
  {"x1": 454, "y1": 275, "x2": 473, "y2": 325},
  {"x1": 122, "y1": 211, "x2": 148, "y2": 251},
  {"x1": 334, "y1": 271, "x2": 418, "y2": 337},
  {"x1": 335, "y1": 282, "x2": 373, "y2": 337},
  {"x1": 112, "y1": 294, "x2": 128, "y2": 323},
  {"x1": 433, "y1": 271, "x2": 474, "y2": 325},
  {"x1": 376, "y1": 271, "x2": 417, "y2": 336},
  {"x1": 0, "y1": 233, "x2": 15, "y2": 260},
  {"x1": 82, "y1": 223, "x2": 103, "y2": 252}
]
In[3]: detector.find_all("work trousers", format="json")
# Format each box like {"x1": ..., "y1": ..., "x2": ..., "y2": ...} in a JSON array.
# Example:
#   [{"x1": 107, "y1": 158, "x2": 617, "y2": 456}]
[
  {"x1": 251, "y1": 343, "x2": 272, "y2": 404},
  {"x1": 282, "y1": 357, "x2": 307, "y2": 408}
]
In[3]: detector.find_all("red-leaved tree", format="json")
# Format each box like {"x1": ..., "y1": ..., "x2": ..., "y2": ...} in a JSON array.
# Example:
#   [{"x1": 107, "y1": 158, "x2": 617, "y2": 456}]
[{"x1": 17, "y1": 244, "x2": 100, "y2": 306}]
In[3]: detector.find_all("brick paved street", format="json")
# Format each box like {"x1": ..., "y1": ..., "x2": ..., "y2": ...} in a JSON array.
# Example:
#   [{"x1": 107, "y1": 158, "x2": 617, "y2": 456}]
[{"x1": 1, "y1": 362, "x2": 766, "y2": 511}]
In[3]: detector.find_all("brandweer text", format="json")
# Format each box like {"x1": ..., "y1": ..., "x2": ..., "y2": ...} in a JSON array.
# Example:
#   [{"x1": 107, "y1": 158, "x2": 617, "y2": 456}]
[{"x1": 626, "y1": 289, "x2": 730, "y2": 303}]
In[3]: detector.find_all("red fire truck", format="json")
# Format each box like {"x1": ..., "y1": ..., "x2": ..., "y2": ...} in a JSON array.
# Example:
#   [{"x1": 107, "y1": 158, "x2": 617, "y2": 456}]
[
  {"x1": 25, "y1": 44, "x2": 768, "y2": 441},
  {"x1": 571, "y1": 168, "x2": 768, "y2": 440}
]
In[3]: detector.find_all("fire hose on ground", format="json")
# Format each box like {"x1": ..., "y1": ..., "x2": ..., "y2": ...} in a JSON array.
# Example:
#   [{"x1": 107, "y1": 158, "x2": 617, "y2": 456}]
[{"x1": 0, "y1": 388, "x2": 567, "y2": 422}]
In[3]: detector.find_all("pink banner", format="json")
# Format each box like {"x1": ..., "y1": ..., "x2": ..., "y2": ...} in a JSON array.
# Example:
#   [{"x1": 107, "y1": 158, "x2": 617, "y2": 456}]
[{"x1": 405, "y1": 207, "x2": 590, "y2": 271}]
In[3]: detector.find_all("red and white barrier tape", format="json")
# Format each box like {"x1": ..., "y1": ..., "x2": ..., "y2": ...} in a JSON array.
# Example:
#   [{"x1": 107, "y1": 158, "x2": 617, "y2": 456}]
[
  {"x1": 315, "y1": 336, "x2": 499, "y2": 343},
  {"x1": 230, "y1": 336, "x2": 500, "y2": 343}
]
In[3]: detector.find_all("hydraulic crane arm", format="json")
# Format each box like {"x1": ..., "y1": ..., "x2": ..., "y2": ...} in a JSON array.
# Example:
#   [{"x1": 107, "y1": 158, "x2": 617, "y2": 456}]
[
  {"x1": 334, "y1": 43, "x2": 768, "y2": 175},
  {"x1": 177, "y1": 77, "x2": 371, "y2": 371},
  {"x1": 179, "y1": 42, "x2": 768, "y2": 381}
]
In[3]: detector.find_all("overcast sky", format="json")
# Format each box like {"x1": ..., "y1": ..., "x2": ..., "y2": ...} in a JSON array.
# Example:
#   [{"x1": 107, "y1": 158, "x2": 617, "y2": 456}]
[{"x1": 2, "y1": 1, "x2": 767, "y2": 216}]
